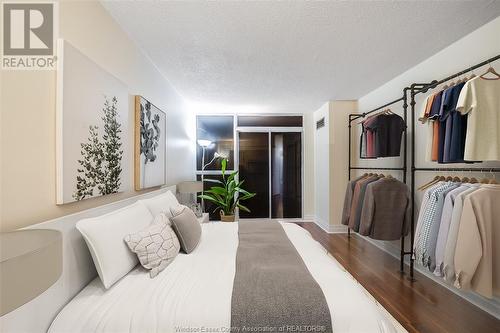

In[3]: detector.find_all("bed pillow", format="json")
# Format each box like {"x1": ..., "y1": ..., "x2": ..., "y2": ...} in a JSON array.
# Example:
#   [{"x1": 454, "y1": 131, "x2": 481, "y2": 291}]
[
  {"x1": 124, "y1": 213, "x2": 180, "y2": 278},
  {"x1": 140, "y1": 190, "x2": 180, "y2": 218},
  {"x1": 76, "y1": 201, "x2": 153, "y2": 289},
  {"x1": 169, "y1": 205, "x2": 202, "y2": 254}
]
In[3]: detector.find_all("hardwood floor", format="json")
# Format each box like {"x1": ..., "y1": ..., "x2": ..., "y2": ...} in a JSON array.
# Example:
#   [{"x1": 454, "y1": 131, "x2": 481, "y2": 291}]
[{"x1": 294, "y1": 222, "x2": 500, "y2": 333}]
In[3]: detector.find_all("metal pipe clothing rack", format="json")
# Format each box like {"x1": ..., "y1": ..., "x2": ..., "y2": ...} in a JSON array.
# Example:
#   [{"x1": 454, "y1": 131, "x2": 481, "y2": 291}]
[
  {"x1": 347, "y1": 94, "x2": 411, "y2": 276},
  {"x1": 406, "y1": 54, "x2": 500, "y2": 281},
  {"x1": 347, "y1": 54, "x2": 500, "y2": 281}
]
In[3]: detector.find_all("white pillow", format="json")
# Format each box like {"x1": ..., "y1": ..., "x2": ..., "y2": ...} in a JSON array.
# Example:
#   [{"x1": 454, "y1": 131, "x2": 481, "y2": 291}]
[
  {"x1": 76, "y1": 201, "x2": 153, "y2": 289},
  {"x1": 140, "y1": 190, "x2": 180, "y2": 218}
]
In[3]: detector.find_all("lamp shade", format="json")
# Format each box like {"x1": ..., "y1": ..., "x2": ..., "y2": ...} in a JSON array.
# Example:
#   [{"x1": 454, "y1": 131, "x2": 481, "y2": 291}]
[
  {"x1": 197, "y1": 139, "x2": 212, "y2": 148},
  {"x1": 177, "y1": 181, "x2": 203, "y2": 194},
  {"x1": 0, "y1": 229, "x2": 62, "y2": 316}
]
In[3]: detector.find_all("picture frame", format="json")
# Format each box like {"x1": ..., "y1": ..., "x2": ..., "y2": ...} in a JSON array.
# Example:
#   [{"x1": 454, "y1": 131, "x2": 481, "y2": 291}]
[{"x1": 134, "y1": 96, "x2": 167, "y2": 190}]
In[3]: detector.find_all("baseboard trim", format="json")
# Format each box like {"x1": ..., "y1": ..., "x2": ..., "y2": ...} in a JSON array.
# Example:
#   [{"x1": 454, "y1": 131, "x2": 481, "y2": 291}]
[
  {"x1": 329, "y1": 224, "x2": 348, "y2": 233},
  {"x1": 313, "y1": 217, "x2": 348, "y2": 234},
  {"x1": 360, "y1": 235, "x2": 500, "y2": 320},
  {"x1": 303, "y1": 214, "x2": 315, "y2": 221}
]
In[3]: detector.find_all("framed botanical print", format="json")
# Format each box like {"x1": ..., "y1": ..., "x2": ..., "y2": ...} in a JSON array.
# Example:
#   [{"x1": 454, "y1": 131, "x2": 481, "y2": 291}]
[
  {"x1": 134, "y1": 96, "x2": 167, "y2": 190},
  {"x1": 56, "y1": 39, "x2": 129, "y2": 204}
]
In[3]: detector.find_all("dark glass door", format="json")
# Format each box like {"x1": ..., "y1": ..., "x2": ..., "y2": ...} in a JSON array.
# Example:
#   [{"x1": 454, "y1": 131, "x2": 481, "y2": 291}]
[
  {"x1": 238, "y1": 132, "x2": 269, "y2": 218},
  {"x1": 271, "y1": 133, "x2": 302, "y2": 218}
]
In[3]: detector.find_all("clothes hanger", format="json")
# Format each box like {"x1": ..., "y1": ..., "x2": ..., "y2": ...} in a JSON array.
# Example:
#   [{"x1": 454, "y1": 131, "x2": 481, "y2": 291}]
[
  {"x1": 480, "y1": 62, "x2": 500, "y2": 80},
  {"x1": 489, "y1": 169, "x2": 498, "y2": 184},
  {"x1": 460, "y1": 176, "x2": 470, "y2": 183},
  {"x1": 445, "y1": 175, "x2": 454, "y2": 182},
  {"x1": 479, "y1": 169, "x2": 490, "y2": 184},
  {"x1": 462, "y1": 69, "x2": 476, "y2": 83},
  {"x1": 356, "y1": 112, "x2": 380, "y2": 125},
  {"x1": 452, "y1": 176, "x2": 461, "y2": 182},
  {"x1": 418, "y1": 174, "x2": 441, "y2": 191},
  {"x1": 468, "y1": 168, "x2": 478, "y2": 184},
  {"x1": 386, "y1": 174, "x2": 393, "y2": 179}
]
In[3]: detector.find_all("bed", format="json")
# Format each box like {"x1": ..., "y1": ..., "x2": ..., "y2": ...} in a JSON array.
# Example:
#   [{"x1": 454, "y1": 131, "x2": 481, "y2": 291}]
[{"x1": 49, "y1": 221, "x2": 397, "y2": 333}]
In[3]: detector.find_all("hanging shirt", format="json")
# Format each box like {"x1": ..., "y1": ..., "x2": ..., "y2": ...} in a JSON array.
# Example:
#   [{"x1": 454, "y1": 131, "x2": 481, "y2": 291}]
[
  {"x1": 425, "y1": 183, "x2": 460, "y2": 272},
  {"x1": 442, "y1": 83, "x2": 466, "y2": 163},
  {"x1": 429, "y1": 91, "x2": 443, "y2": 161},
  {"x1": 349, "y1": 175, "x2": 380, "y2": 231},
  {"x1": 341, "y1": 175, "x2": 368, "y2": 226},
  {"x1": 428, "y1": 91, "x2": 443, "y2": 119},
  {"x1": 415, "y1": 182, "x2": 456, "y2": 266},
  {"x1": 454, "y1": 185, "x2": 500, "y2": 298},
  {"x1": 360, "y1": 128, "x2": 367, "y2": 158},
  {"x1": 457, "y1": 77, "x2": 500, "y2": 161},
  {"x1": 419, "y1": 95, "x2": 434, "y2": 162},
  {"x1": 442, "y1": 185, "x2": 481, "y2": 283},
  {"x1": 363, "y1": 116, "x2": 378, "y2": 158},
  {"x1": 437, "y1": 90, "x2": 449, "y2": 163},
  {"x1": 365, "y1": 114, "x2": 405, "y2": 157},
  {"x1": 434, "y1": 184, "x2": 471, "y2": 276},
  {"x1": 414, "y1": 181, "x2": 445, "y2": 254}
]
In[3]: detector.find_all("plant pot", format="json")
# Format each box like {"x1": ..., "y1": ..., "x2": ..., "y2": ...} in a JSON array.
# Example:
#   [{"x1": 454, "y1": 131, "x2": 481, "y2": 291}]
[{"x1": 220, "y1": 210, "x2": 235, "y2": 222}]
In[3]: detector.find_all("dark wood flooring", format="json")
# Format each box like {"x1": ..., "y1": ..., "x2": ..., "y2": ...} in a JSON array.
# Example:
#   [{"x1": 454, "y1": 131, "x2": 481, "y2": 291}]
[{"x1": 294, "y1": 222, "x2": 500, "y2": 333}]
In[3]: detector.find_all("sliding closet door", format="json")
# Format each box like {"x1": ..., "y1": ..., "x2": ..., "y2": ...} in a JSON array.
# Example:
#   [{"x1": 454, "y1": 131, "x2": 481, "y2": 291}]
[
  {"x1": 271, "y1": 133, "x2": 302, "y2": 218},
  {"x1": 238, "y1": 132, "x2": 270, "y2": 218}
]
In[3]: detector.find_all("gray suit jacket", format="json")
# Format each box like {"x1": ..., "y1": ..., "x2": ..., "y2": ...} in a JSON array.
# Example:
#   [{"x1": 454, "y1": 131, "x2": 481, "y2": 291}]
[{"x1": 359, "y1": 177, "x2": 411, "y2": 240}]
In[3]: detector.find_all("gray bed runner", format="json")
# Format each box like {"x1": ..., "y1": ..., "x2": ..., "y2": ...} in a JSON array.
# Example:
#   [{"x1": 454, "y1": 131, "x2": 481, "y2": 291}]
[{"x1": 231, "y1": 220, "x2": 332, "y2": 333}]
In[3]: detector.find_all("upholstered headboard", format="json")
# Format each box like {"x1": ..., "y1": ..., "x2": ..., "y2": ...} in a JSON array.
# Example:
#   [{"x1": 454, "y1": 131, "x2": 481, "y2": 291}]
[{"x1": 0, "y1": 186, "x2": 176, "y2": 333}]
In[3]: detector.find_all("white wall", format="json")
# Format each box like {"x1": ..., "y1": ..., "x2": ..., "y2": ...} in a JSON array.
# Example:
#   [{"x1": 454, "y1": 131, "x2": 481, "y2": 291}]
[
  {"x1": 1, "y1": 1, "x2": 195, "y2": 231},
  {"x1": 329, "y1": 101, "x2": 357, "y2": 226},
  {"x1": 314, "y1": 103, "x2": 330, "y2": 229},
  {"x1": 314, "y1": 100, "x2": 357, "y2": 231},
  {"x1": 356, "y1": 15, "x2": 500, "y2": 227},
  {"x1": 354, "y1": 16, "x2": 500, "y2": 317}
]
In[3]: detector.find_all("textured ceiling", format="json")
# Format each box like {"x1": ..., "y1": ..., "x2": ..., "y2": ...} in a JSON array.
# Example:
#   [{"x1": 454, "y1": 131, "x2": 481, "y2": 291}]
[{"x1": 102, "y1": 1, "x2": 500, "y2": 113}]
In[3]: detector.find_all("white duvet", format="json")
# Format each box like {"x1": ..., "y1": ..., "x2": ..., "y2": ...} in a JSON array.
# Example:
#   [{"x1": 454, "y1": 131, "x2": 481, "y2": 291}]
[{"x1": 49, "y1": 222, "x2": 396, "y2": 333}]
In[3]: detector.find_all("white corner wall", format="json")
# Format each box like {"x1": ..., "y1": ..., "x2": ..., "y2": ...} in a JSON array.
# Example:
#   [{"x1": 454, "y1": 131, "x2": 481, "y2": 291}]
[
  {"x1": 314, "y1": 100, "x2": 357, "y2": 231},
  {"x1": 1, "y1": 1, "x2": 195, "y2": 231},
  {"x1": 314, "y1": 103, "x2": 330, "y2": 230}
]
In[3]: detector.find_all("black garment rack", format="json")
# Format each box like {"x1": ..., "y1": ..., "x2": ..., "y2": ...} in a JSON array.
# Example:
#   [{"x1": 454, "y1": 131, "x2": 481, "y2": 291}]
[
  {"x1": 347, "y1": 95, "x2": 410, "y2": 277},
  {"x1": 347, "y1": 54, "x2": 500, "y2": 281}
]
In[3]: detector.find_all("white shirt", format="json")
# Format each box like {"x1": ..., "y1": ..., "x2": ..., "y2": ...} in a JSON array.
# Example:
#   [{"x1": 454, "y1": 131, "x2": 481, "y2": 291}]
[
  {"x1": 442, "y1": 185, "x2": 480, "y2": 283},
  {"x1": 456, "y1": 77, "x2": 500, "y2": 161},
  {"x1": 418, "y1": 94, "x2": 434, "y2": 162},
  {"x1": 433, "y1": 185, "x2": 471, "y2": 276}
]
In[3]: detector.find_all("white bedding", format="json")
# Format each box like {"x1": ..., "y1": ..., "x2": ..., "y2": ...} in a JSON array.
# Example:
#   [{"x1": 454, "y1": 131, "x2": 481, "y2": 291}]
[{"x1": 49, "y1": 222, "x2": 396, "y2": 333}]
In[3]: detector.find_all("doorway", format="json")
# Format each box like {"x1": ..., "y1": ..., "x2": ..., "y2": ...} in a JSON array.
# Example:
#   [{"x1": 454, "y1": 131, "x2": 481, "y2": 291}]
[{"x1": 238, "y1": 130, "x2": 302, "y2": 219}]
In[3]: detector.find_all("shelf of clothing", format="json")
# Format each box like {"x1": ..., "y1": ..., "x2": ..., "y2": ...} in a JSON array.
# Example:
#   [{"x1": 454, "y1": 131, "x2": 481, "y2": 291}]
[{"x1": 347, "y1": 54, "x2": 500, "y2": 282}]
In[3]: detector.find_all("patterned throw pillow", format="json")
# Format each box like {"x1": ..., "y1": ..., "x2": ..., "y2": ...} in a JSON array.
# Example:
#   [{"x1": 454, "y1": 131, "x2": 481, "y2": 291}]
[{"x1": 124, "y1": 213, "x2": 180, "y2": 278}]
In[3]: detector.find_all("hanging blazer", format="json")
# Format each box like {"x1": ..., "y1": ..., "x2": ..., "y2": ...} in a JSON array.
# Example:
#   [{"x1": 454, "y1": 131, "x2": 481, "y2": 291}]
[{"x1": 358, "y1": 177, "x2": 411, "y2": 240}]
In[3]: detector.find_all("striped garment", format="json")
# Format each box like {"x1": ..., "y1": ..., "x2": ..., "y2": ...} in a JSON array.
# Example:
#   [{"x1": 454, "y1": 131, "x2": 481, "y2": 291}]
[{"x1": 415, "y1": 182, "x2": 456, "y2": 266}]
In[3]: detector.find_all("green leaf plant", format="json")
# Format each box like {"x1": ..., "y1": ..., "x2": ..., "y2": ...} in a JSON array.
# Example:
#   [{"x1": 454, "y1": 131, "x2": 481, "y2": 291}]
[{"x1": 198, "y1": 158, "x2": 256, "y2": 216}]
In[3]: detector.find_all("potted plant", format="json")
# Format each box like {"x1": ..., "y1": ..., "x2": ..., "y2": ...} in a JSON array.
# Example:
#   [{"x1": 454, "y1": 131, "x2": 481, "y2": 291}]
[{"x1": 199, "y1": 158, "x2": 256, "y2": 222}]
